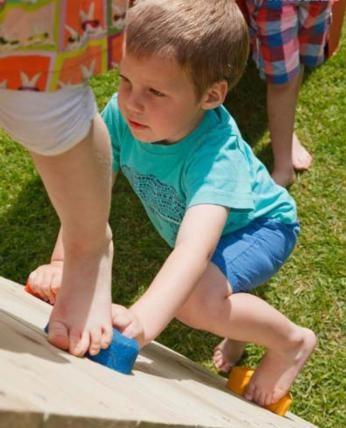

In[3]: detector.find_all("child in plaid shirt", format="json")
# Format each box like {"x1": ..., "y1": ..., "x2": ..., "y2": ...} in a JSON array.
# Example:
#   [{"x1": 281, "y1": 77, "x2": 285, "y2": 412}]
[{"x1": 245, "y1": 0, "x2": 332, "y2": 186}]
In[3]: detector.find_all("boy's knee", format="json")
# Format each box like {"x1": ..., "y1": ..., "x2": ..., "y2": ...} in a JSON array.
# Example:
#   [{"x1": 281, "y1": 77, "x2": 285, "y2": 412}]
[
  {"x1": 176, "y1": 296, "x2": 203, "y2": 328},
  {"x1": 176, "y1": 291, "x2": 220, "y2": 330}
]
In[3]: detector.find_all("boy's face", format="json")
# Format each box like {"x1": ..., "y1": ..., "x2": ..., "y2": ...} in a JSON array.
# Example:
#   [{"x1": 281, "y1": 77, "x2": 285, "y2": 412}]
[{"x1": 118, "y1": 50, "x2": 206, "y2": 143}]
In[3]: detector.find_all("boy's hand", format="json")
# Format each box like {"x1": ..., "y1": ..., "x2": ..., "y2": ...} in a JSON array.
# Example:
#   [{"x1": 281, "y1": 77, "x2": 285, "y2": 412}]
[
  {"x1": 27, "y1": 261, "x2": 63, "y2": 305},
  {"x1": 111, "y1": 304, "x2": 145, "y2": 347}
]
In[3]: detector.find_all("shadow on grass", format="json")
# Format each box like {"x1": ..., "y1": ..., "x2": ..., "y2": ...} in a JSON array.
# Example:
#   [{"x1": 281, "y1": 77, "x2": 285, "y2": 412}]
[
  {"x1": 226, "y1": 61, "x2": 267, "y2": 147},
  {"x1": 0, "y1": 176, "x2": 59, "y2": 285},
  {"x1": 224, "y1": 60, "x2": 277, "y2": 172}
]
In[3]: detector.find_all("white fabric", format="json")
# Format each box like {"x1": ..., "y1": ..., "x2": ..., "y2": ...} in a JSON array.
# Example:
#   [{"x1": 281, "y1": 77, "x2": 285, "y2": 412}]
[{"x1": 0, "y1": 85, "x2": 97, "y2": 156}]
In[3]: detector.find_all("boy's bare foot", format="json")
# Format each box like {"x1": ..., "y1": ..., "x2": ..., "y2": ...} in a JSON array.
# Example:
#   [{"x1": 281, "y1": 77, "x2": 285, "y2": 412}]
[
  {"x1": 292, "y1": 133, "x2": 312, "y2": 171},
  {"x1": 213, "y1": 338, "x2": 246, "y2": 373},
  {"x1": 48, "y1": 237, "x2": 114, "y2": 357},
  {"x1": 244, "y1": 327, "x2": 316, "y2": 406}
]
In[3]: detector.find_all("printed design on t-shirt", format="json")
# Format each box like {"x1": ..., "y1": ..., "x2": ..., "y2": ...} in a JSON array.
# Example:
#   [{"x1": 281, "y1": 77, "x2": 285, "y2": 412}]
[{"x1": 122, "y1": 165, "x2": 185, "y2": 242}]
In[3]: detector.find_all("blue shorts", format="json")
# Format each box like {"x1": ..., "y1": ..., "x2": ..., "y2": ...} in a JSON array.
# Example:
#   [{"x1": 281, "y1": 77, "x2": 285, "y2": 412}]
[{"x1": 211, "y1": 218, "x2": 300, "y2": 293}]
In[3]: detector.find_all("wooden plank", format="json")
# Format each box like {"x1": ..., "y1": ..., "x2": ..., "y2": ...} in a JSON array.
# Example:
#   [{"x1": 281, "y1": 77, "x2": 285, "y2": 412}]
[{"x1": 0, "y1": 277, "x2": 316, "y2": 428}]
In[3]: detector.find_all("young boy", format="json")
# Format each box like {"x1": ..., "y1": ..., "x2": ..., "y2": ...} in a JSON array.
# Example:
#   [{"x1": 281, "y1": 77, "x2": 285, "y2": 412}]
[
  {"x1": 27, "y1": 0, "x2": 316, "y2": 407},
  {"x1": 244, "y1": 0, "x2": 332, "y2": 186}
]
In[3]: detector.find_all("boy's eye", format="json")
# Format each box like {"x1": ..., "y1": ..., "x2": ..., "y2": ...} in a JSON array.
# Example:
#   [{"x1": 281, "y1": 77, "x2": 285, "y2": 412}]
[
  {"x1": 119, "y1": 75, "x2": 131, "y2": 85},
  {"x1": 149, "y1": 88, "x2": 165, "y2": 97}
]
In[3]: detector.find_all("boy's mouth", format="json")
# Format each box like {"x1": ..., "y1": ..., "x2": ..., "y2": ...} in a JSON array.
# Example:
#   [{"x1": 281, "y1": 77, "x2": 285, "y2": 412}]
[{"x1": 128, "y1": 119, "x2": 149, "y2": 130}]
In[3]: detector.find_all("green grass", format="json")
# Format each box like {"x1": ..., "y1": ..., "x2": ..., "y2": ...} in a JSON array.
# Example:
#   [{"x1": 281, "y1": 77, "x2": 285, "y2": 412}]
[{"x1": 1, "y1": 27, "x2": 345, "y2": 428}]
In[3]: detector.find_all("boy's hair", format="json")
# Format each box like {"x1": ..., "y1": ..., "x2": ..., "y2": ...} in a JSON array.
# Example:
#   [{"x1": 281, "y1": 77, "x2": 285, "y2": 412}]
[{"x1": 125, "y1": 0, "x2": 249, "y2": 98}]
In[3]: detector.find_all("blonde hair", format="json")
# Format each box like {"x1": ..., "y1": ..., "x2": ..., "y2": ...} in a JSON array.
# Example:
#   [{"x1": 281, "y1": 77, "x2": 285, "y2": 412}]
[{"x1": 125, "y1": 0, "x2": 249, "y2": 98}]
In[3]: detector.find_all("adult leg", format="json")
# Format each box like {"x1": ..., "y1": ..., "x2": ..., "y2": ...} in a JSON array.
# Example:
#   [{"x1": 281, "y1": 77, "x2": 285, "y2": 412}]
[
  {"x1": 268, "y1": 66, "x2": 311, "y2": 186},
  {"x1": 31, "y1": 113, "x2": 114, "y2": 357},
  {"x1": 245, "y1": 0, "x2": 312, "y2": 186},
  {"x1": 176, "y1": 263, "x2": 316, "y2": 406}
]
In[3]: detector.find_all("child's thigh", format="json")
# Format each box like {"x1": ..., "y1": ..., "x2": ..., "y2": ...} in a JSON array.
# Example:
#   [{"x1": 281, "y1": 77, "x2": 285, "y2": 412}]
[
  {"x1": 0, "y1": 85, "x2": 96, "y2": 156},
  {"x1": 210, "y1": 218, "x2": 299, "y2": 294}
]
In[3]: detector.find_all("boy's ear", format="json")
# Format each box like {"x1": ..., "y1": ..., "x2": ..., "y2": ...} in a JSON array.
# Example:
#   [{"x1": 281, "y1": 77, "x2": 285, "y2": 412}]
[{"x1": 201, "y1": 80, "x2": 228, "y2": 110}]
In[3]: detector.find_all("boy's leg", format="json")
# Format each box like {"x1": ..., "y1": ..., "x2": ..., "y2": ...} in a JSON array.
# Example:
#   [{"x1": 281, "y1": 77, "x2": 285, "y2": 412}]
[
  {"x1": 211, "y1": 219, "x2": 300, "y2": 373},
  {"x1": 268, "y1": 66, "x2": 311, "y2": 186},
  {"x1": 31, "y1": 113, "x2": 113, "y2": 356},
  {"x1": 175, "y1": 263, "x2": 316, "y2": 406}
]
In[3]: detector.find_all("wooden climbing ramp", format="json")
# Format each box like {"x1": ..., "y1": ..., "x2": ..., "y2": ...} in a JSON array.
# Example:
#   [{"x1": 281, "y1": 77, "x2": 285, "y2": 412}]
[{"x1": 0, "y1": 277, "x2": 316, "y2": 428}]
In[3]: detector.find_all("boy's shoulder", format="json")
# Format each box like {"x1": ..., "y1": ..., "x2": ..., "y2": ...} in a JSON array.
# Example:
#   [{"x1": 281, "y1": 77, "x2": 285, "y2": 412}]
[
  {"x1": 184, "y1": 105, "x2": 253, "y2": 180},
  {"x1": 195, "y1": 105, "x2": 244, "y2": 154}
]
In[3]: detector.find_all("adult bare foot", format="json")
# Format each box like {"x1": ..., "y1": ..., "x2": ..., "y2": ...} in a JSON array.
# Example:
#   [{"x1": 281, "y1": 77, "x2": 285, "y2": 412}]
[
  {"x1": 292, "y1": 133, "x2": 312, "y2": 171},
  {"x1": 244, "y1": 327, "x2": 317, "y2": 406},
  {"x1": 213, "y1": 338, "x2": 246, "y2": 373},
  {"x1": 48, "y1": 237, "x2": 114, "y2": 357}
]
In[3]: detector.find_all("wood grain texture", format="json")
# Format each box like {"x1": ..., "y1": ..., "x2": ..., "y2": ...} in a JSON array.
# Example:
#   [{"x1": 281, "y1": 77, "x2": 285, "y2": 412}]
[{"x1": 0, "y1": 277, "x2": 316, "y2": 428}]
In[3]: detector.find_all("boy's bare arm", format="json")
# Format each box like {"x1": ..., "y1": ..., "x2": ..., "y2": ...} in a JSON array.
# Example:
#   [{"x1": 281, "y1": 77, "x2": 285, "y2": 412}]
[{"x1": 129, "y1": 204, "x2": 229, "y2": 345}]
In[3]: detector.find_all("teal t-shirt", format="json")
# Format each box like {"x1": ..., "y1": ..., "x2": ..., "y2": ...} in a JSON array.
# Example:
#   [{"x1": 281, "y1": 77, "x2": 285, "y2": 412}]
[{"x1": 102, "y1": 94, "x2": 297, "y2": 248}]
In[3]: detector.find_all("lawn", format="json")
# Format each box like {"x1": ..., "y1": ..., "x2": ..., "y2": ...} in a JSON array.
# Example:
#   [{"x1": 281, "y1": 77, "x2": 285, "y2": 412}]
[{"x1": 0, "y1": 26, "x2": 345, "y2": 428}]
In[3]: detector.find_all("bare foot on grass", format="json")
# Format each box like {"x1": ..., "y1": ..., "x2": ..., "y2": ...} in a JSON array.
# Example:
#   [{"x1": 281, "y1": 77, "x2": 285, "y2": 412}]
[
  {"x1": 292, "y1": 133, "x2": 312, "y2": 171},
  {"x1": 244, "y1": 327, "x2": 317, "y2": 406},
  {"x1": 213, "y1": 338, "x2": 246, "y2": 373},
  {"x1": 271, "y1": 133, "x2": 312, "y2": 187}
]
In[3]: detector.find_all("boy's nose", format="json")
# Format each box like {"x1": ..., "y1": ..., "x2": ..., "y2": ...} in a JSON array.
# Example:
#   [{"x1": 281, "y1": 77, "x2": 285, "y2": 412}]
[{"x1": 126, "y1": 92, "x2": 144, "y2": 114}]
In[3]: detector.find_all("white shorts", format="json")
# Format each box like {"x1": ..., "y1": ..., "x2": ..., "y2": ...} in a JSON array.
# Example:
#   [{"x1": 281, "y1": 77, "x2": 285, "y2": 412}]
[{"x1": 0, "y1": 85, "x2": 97, "y2": 156}]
